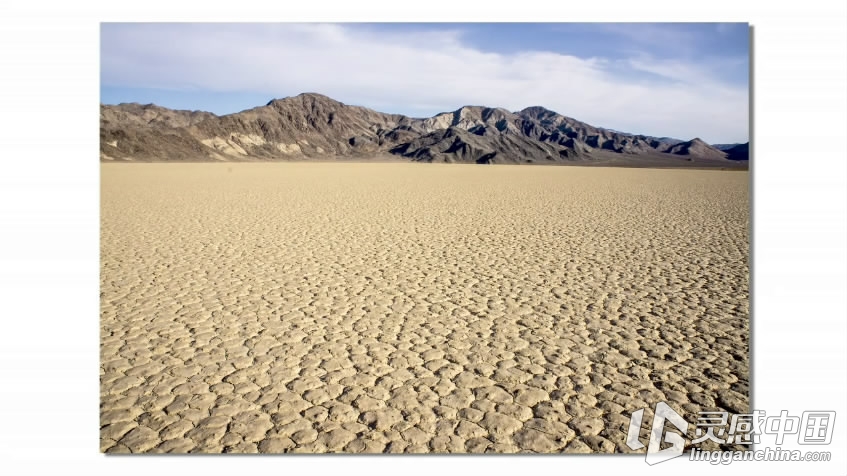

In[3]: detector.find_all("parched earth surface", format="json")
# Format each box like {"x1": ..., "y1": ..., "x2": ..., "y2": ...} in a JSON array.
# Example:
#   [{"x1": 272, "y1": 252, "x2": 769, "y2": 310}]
[{"x1": 100, "y1": 162, "x2": 750, "y2": 454}]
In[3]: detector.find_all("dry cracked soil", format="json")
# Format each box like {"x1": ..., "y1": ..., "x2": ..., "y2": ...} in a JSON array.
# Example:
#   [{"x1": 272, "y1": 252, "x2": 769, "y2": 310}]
[{"x1": 100, "y1": 162, "x2": 750, "y2": 454}]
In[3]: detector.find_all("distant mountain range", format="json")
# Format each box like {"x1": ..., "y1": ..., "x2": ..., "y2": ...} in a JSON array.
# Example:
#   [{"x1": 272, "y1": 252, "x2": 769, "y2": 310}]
[
  {"x1": 100, "y1": 93, "x2": 749, "y2": 166},
  {"x1": 712, "y1": 143, "x2": 741, "y2": 150}
]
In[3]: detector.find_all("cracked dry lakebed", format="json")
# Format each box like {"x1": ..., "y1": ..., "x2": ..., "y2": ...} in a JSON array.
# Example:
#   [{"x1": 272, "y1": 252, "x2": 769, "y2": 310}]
[{"x1": 100, "y1": 162, "x2": 750, "y2": 454}]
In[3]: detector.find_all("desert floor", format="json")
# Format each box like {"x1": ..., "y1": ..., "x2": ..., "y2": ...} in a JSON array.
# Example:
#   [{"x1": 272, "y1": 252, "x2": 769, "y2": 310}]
[{"x1": 100, "y1": 162, "x2": 750, "y2": 454}]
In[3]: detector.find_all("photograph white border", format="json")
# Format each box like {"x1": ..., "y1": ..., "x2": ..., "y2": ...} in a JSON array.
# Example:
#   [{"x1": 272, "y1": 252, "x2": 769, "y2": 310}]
[{"x1": 0, "y1": 1, "x2": 844, "y2": 475}]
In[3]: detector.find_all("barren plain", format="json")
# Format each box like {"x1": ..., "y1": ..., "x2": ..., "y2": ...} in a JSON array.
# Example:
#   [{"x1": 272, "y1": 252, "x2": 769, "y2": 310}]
[{"x1": 100, "y1": 162, "x2": 750, "y2": 454}]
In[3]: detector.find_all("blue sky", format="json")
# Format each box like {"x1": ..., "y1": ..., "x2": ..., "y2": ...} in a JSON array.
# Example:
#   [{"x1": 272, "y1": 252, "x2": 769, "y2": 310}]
[{"x1": 101, "y1": 23, "x2": 749, "y2": 143}]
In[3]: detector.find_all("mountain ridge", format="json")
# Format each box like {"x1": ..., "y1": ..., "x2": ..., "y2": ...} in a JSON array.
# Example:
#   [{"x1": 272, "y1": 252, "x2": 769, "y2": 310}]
[{"x1": 100, "y1": 92, "x2": 749, "y2": 166}]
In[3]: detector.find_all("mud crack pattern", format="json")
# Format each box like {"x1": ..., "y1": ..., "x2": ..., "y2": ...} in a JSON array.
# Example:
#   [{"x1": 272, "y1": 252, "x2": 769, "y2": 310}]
[{"x1": 101, "y1": 163, "x2": 749, "y2": 453}]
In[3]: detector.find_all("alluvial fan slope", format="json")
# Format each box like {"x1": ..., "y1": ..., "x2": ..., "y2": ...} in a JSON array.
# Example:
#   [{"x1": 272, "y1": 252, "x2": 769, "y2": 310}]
[{"x1": 100, "y1": 163, "x2": 749, "y2": 454}]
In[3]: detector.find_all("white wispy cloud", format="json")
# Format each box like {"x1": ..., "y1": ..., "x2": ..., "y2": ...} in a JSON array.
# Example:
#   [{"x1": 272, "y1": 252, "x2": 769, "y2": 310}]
[{"x1": 101, "y1": 23, "x2": 749, "y2": 143}]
